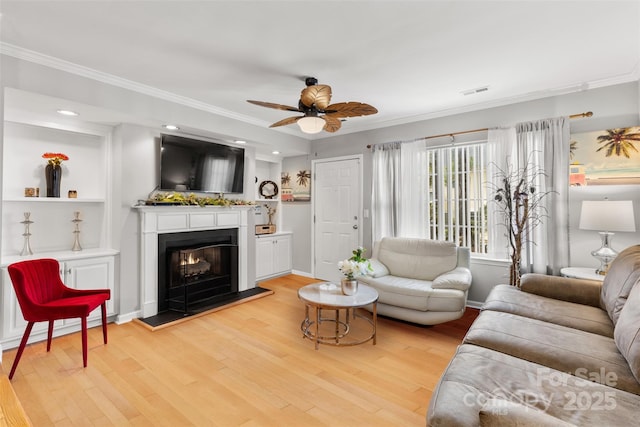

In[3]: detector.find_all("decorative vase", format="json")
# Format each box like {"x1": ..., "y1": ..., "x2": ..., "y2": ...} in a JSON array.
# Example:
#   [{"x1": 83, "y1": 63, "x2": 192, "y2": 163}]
[
  {"x1": 45, "y1": 163, "x2": 62, "y2": 197},
  {"x1": 341, "y1": 278, "x2": 358, "y2": 296}
]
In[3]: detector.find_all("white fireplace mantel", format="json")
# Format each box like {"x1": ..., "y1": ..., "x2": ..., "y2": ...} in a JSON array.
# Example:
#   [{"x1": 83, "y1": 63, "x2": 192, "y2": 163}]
[{"x1": 135, "y1": 205, "x2": 253, "y2": 318}]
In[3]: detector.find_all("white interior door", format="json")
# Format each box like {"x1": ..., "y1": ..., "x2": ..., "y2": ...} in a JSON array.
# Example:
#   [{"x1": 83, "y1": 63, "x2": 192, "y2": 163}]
[{"x1": 313, "y1": 157, "x2": 362, "y2": 282}]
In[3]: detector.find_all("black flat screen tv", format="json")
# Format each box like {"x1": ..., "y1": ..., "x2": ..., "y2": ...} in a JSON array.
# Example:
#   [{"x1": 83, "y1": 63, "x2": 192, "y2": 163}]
[{"x1": 160, "y1": 134, "x2": 244, "y2": 194}]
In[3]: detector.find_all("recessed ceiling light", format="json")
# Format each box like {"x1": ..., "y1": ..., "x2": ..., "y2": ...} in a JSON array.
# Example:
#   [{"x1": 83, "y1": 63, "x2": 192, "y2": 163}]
[
  {"x1": 234, "y1": 140, "x2": 247, "y2": 144},
  {"x1": 163, "y1": 124, "x2": 180, "y2": 131},
  {"x1": 272, "y1": 151, "x2": 280, "y2": 155},
  {"x1": 57, "y1": 109, "x2": 79, "y2": 116}
]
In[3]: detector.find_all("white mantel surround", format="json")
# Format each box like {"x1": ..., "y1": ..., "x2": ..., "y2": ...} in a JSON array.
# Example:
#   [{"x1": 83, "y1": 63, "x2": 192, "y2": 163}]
[{"x1": 136, "y1": 205, "x2": 253, "y2": 318}]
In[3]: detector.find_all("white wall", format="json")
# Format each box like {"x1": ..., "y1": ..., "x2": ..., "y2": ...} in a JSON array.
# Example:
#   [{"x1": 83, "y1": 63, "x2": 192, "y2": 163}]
[
  {"x1": 281, "y1": 155, "x2": 313, "y2": 275},
  {"x1": 310, "y1": 82, "x2": 640, "y2": 302}
]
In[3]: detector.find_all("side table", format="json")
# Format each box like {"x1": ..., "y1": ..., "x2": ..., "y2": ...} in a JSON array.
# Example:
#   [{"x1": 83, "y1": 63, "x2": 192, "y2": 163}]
[{"x1": 560, "y1": 267, "x2": 604, "y2": 282}]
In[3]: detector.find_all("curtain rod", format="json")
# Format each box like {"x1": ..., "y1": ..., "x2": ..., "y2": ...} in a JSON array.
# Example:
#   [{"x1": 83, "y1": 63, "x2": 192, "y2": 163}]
[{"x1": 366, "y1": 111, "x2": 593, "y2": 149}]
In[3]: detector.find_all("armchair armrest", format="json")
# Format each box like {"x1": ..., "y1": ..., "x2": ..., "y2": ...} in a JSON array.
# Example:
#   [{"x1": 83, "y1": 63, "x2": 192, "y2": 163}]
[
  {"x1": 520, "y1": 273, "x2": 602, "y2": 307},
  {"x1": 366, "y1": 258, "x2": 390, "y2": 278},
  {"x1": 431, "y1": 267, "x2": 472, "y2": 291}
]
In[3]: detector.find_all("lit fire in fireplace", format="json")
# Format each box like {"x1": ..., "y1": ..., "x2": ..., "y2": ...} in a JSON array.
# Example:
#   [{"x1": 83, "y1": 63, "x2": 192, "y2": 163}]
[{"x1": 180, "y1": 252, "x2": 200, "y2": 266}]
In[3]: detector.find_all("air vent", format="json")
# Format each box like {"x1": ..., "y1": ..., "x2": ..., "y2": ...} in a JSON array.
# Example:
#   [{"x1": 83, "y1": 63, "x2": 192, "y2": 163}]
[{"x1": 461, "y1": 86, "x2": 489, "y2": 96}]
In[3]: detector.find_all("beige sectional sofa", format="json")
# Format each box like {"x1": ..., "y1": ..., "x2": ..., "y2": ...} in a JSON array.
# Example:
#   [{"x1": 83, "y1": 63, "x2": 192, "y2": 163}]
[
  {"x1": 358, "y1": 237, "x2": 472, "y2": 325},
  {"x1": 427, "y1": 245, "x2": 640, "y2": 426}
]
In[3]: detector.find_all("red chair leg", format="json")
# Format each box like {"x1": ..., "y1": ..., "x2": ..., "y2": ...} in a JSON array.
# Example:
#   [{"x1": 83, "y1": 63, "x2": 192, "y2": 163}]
[
  {"x1": 9, "y1": 322, "x2": 35, "y2": 380},
  {"x1": 47, "y1": 320, "x2": 54, "y2": 352},
  {"x1": 81, "y1": 316, "x2": 88, "y2": 368},
  {"x1": 101, "y1": 302, "x2": 108, "y2": 344}
]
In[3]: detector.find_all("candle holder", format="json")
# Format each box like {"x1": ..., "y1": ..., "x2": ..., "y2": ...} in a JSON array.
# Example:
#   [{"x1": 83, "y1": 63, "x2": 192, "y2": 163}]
[
  {"x1": 71, "y1": 211, "x2": 83, "y2": 251},
  {"x1": 20, "y1": 212, "x2": 34, "y2": 256}
]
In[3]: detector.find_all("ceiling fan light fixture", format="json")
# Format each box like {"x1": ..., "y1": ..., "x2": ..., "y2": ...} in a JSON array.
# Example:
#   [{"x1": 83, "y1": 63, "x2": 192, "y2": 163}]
[{"x1": 298, "y1": 116, "x2": 324, "y2": 134}]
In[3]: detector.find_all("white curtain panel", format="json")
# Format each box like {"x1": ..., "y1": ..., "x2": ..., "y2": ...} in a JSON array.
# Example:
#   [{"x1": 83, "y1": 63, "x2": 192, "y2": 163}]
[
  {"x1": 487, "y1": 127, "x2": 517, "y2": 259},
  {"x1": 398, "y1": 139, "x2": 428, "y2": 238},
  {"x1": 516, "y1": 117, "x2": 570, "y2": 276},
  {"x1": 371, "y1": 142, "x2": 401, "y2": 241}
]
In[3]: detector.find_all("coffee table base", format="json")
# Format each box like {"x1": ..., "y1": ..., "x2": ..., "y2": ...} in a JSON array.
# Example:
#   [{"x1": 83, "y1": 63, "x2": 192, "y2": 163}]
[{"x1": 300, "y1": 304, "x2": 377, "y2": 349}]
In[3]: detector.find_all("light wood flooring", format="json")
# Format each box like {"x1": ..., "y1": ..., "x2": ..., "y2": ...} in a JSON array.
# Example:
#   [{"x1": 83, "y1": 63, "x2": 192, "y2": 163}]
[{"x1": 3, "y1": 275, "x2": 478, "y2": 426}]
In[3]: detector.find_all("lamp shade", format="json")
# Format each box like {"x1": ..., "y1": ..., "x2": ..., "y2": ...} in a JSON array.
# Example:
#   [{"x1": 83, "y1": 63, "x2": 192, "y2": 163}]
[
  {"x1": 579, "y1": 200, "x2": 636, "y2": 232},
  {"x1": 297, "y1": 116, "x2": 325, "y2": 134}
]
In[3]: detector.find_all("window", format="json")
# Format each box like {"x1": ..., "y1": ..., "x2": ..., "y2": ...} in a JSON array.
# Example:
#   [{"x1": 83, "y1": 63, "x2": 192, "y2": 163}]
[{"x1": 425, "y1": 143, "x2": 489, "y2": 254}]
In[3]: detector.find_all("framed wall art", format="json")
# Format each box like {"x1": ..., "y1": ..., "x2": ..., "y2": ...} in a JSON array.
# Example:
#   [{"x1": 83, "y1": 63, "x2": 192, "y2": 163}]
[{"x1": 569, "y1": 126, "x2": 640, "y2": 186}]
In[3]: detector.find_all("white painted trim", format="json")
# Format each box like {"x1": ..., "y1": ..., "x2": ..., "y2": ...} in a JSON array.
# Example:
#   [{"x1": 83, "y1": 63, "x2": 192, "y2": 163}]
[
  {"x1": 466, "y1": 300, "x2": 484, "y2": 310},
  {"x1": 115, "y1": 311, "x2": 141, "y2": 324},
  {"x1": 291, "y1": 269, "x2": 314, "y2": 278},
  {"x1": 0, "y1": 43, "x2": 301, "y2": 138}
]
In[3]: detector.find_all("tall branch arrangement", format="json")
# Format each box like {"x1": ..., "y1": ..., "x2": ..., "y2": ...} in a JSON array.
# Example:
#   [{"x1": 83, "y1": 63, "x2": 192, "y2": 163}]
[{"x1": 490, "y1": 158, "x2": 553, "y2": 287}]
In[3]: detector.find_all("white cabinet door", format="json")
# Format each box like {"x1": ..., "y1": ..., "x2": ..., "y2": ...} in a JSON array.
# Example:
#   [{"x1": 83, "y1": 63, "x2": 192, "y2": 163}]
[
  {"x1": 274, "y1": 235, "x2": 292, "y2": 274},
  {"x1": 256, "y1": 234, "x2": 292, "y2": 280},
  {"x1": 256, "y1": 237, "x2": 276, "y2": 279},
  {"x1": 63, "y1": 256, "x2": 116, "y2": 324}
]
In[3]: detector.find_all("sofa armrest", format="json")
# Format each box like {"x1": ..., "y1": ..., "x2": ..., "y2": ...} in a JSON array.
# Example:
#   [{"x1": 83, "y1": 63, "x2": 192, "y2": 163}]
[
  {"x1": 520, "y1": 273, "x2": 602, "y2": 307},
  {"x1": 432, "y1": 267, "x2": 472, "y2": 291},
  {"x1": 367, "y1": 258, "x2": 390, "y2": 278}
]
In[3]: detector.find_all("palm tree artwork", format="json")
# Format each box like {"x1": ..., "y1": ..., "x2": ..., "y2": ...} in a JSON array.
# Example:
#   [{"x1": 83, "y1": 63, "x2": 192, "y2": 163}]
[
  {"x1": 296, "y1": 170, "x2": 311, "y2": 187},
  {"x1": 596, "y1": 128, "x2": 640, "y2": 158}
]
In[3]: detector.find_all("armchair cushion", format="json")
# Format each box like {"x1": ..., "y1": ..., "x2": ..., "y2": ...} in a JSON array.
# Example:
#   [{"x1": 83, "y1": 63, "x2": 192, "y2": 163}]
[
  {"x1": 376, "y1": 237, "x2": 458, "y2": 281},
  {"x1": 432, "y1": 267, "x2": 472, "y2": 291}
]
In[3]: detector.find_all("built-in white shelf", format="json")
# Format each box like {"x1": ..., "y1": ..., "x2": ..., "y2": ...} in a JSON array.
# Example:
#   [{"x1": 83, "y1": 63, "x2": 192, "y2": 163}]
[{"x1": 3, "y1": 198, "x2": 105, "y2": 203}]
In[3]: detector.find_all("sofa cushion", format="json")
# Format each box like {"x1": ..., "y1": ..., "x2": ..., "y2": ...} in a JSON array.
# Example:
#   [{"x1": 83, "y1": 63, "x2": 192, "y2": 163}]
[
  {"x1": 614, "y1": 277, "x2": 640, "y2": 384},
  {"x1": 600, "y1": 245, "x2": 640, "y2": 325},
  {"x1": 483, "y1": 284, "x2": 614, "y2": 337},
  {"x1": 479, "y1": 399, "x2": 577, "y2": 427},
  {"x1": 376, "y1": 237, "x2": 457, "y2": 281},
  {"x1": 463, "y1": 310, "x2": 640, "y2": 395},
  {"x1": 427, "y1": 344, "x2": 640, "y2": 427}
]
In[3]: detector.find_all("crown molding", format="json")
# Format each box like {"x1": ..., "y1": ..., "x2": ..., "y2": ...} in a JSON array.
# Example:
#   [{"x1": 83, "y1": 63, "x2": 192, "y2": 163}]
[{"x1": 0, "y1": 42, "x2": 305, "y2": 138}]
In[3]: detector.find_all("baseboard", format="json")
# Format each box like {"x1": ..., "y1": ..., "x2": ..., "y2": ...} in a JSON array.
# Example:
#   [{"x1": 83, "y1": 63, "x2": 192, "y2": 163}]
[
  {"x1": 115, "y1": 311, "x2": 141, "y2": 324},
  {"x1": 466, "y1": 300, "x2": 484, "y2": 310},
  {"x1": 291, "y1": 269, "x2": 314, "y2": 278}
]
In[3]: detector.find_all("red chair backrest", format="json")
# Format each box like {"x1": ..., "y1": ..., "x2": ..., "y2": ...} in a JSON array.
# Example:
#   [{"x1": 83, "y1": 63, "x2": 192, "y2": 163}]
[{"x1": 8, "y1": 258, "x2": 67, "y2": 321}]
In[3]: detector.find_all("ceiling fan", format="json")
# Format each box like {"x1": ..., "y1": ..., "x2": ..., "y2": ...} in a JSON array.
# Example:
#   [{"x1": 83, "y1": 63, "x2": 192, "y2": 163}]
[{"x1": 247, "y1": 77, "x2": 377, "y2": 134}]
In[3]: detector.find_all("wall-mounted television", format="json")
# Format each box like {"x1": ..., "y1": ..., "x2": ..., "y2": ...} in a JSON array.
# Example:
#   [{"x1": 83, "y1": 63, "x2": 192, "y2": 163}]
[{"x1": 160, "y1": 134, "x2": 244, "y2": 194}]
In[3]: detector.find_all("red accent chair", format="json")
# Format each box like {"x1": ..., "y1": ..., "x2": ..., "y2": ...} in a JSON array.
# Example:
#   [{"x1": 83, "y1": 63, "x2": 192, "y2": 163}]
[{"x1": 7, "y1": 258, "x2": 111, "y2": 379}]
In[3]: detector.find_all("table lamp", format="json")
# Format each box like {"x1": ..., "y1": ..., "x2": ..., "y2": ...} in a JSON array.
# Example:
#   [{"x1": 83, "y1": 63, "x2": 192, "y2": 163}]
[{"x1": 579, "y1": 199, "x2": 636, "y2": 275}]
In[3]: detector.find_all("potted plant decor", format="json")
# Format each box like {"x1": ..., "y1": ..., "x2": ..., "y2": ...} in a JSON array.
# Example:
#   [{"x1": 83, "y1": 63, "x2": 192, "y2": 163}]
[
  {"x1": 491, "y1": 160, "x2": 552, "y2": 288},
  {"x1": 337, "y1": 247, "x2": 373, "y2": 295}
]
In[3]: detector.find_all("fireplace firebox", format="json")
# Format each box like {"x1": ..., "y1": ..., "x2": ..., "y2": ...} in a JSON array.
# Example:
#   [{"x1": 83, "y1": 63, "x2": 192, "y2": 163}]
[{"x1": 158, "y1": 229, "x2": 238, "y2": 314}]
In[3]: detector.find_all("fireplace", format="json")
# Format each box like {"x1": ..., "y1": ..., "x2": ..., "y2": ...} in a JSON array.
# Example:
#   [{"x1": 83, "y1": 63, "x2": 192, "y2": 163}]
[{"x1": 158, "y1": 229, "x2": 238, "y2": 314}]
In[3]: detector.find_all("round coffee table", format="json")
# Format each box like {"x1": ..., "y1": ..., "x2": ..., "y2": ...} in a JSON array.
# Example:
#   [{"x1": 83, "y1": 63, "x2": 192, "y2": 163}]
[{"x1": 298, "y1": 282, "x2": 378, "y2": 349}]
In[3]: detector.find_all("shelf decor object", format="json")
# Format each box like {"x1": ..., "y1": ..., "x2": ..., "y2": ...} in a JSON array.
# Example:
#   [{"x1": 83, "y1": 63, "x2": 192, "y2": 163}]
[
  {"x1": 71, "y1": 211, "x2": 83, "y2": 251},
  {"x1": 579, "y1": 199, "x2": 636, "y2": 275},
  {"x1": 20, "y1": 212, "x2": 34, "y2": 256},
  {"x1": 43, "y1": 152, "x2": 69, "y2": 197}
]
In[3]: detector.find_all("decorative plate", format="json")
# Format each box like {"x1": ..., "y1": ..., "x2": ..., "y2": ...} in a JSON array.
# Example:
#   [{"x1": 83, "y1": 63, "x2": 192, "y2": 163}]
[{"x1": 259, "y1": 180, "x2": 279, "y2": 199}]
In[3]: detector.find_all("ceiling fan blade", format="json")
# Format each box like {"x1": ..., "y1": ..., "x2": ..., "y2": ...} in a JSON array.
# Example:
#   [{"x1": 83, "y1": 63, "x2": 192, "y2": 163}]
[
  {"x1": 269, "y1": 116, "x2": 303, "y2": 128},
  {"x1": 322, "y1": 116, "x2": 342, "y2": 133},
  {"x1": 324, "y1": 102, "x2": 378, "y2": 118},
  {"x1": 300, "y1": 84, "x2": 332, "y2": 109},
  {"x1": 247, "y1": 100, "x2": 301, "y2": 112}
]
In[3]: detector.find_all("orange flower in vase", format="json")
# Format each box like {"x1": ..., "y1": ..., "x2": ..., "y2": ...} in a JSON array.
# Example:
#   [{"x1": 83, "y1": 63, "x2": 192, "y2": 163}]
[{"x1": 42, "y1": 152, "x2": 69, "y2": 197}]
